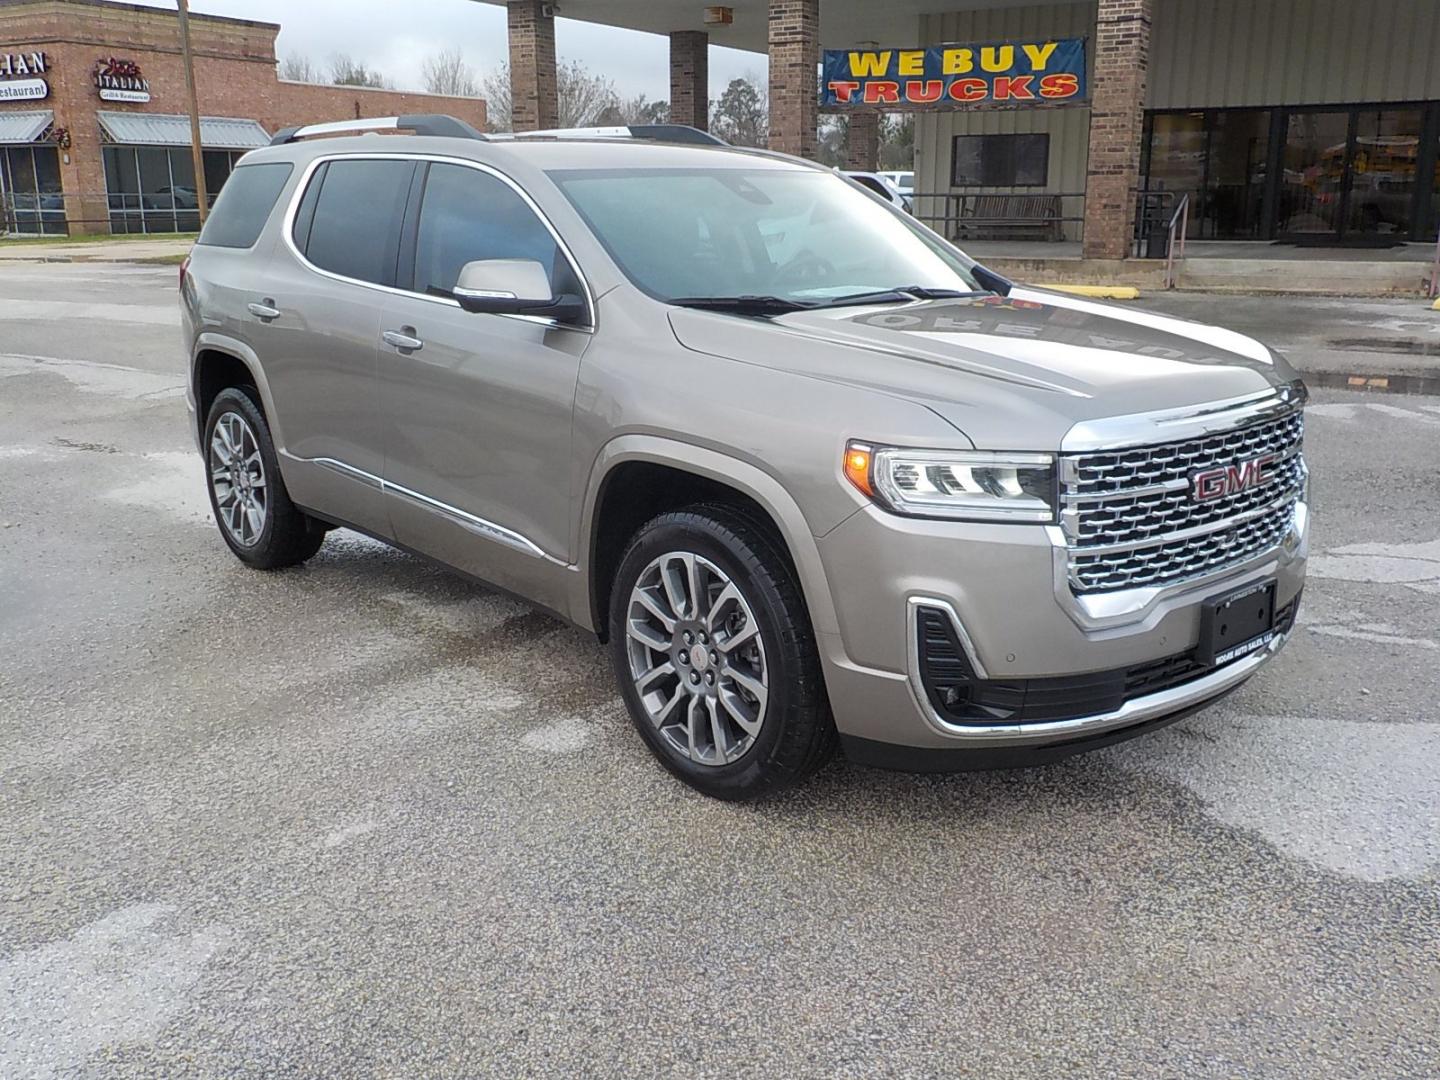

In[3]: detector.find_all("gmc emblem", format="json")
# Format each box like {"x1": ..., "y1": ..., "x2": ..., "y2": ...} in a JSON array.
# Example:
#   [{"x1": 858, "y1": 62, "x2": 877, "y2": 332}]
[{"x1": 1192, "y1": 454, "x2": 1277, "y2": 502}]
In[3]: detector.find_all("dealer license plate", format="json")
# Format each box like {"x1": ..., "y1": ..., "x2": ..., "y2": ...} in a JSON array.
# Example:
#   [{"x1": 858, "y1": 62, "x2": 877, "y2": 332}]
[{"x1": 1197, "y1": 581, "x2": 1277, "y2": 668}]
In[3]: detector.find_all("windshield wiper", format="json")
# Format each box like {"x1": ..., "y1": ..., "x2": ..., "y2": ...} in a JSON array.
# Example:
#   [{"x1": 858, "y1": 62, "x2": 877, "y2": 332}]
[
  {"x1": 669, "y1": 295, "x2": 816, "y2": 315},
  {"x1": 816, "y1": 286, "x2": 989, "y2": 308}
]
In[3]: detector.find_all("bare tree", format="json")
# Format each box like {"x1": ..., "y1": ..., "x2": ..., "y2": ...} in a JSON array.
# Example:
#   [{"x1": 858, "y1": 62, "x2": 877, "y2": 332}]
[
  {"x1": 278, "y1": 53, "x2": 318, "y2": 84},
  {"x1": 479, "y1": 59, "x2": 621, "y2": 131},
  {"x1": 556, "y1": 60, "x2": 619, "y2": 127},
  {"x1": 422, "y1": 48, "x2": 479, "y2": 98},
  {"x1": 329, "y1": 53, "x2": 392, "y2": 90},
  {"x1": 479, "y1": 64, "x2": 511, "y2": 131}
]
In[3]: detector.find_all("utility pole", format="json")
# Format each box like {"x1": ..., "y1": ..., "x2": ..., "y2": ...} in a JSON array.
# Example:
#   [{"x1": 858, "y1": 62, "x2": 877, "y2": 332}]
[{"x1": 177, "y1": 0, "x2": 209, "y2": 226}]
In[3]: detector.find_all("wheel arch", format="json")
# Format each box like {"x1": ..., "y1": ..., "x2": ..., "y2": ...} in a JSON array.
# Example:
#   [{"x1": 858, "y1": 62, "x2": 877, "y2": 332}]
[
  {"x1": 191, "y1": 333, "x2": 283, "y2": 448},
  {"x1": 575, "y1": 435, "x2": 842, "y2": 646}
]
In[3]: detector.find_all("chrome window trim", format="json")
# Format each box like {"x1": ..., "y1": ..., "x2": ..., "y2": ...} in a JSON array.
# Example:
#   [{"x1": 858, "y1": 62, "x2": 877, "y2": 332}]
[
  {"x1": 1060, "y1": 382, "x2": 1306, "y2": 453},
  {"x1": 278, "y1": 151, "x2": 596, "y2": 334},
  {"x1": 304, "y1": 455, "x2": 565, "y2": 565}
]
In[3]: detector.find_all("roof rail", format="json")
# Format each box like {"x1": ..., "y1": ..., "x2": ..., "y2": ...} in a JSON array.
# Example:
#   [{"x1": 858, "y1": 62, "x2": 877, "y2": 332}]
[
  {"x1": 269, "y1": 114, "x2": 487, "y2": 146},
  {"x1": 502, "y1": 124, "x2": 726, "y2": 147}
]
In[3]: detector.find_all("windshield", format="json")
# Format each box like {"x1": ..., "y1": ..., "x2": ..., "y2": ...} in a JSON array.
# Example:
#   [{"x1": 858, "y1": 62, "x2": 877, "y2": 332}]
[{"x1": 548, "y1": 166, "x2": 979, "y2": 304}]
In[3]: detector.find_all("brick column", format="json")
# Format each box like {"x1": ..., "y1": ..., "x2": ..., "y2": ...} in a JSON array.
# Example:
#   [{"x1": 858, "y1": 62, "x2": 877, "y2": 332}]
[
  {"x1": 669, "y1": 31, "x2": 709, "y2": 131},
  {"x1": 1081, "y1": 0, "x2": 1151, "y2": 259},
  {"x1": 768, "y1": 0, "x2": 818, "y2": 159},
  {"x1": 508, "y1": 0, "x2": 557, "y2": 131},
  {"x1": 844, "y1": 111, "x2": 879, "y2": 171}
]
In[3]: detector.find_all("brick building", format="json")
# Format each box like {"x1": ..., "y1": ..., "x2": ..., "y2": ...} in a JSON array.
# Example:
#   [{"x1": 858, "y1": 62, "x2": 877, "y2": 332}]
[
  {"x1": 481, "y1": 0, "x2": 1440, "y2": 259},
  {"x1": 0, "y1": 0, "x2": 487, "y2": 235}
]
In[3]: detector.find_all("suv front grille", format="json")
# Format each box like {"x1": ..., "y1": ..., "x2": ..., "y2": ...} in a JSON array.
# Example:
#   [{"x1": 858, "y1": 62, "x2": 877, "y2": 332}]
[{"x1": 1061, "y1": 408, "x2": 1305, "y2": 594}]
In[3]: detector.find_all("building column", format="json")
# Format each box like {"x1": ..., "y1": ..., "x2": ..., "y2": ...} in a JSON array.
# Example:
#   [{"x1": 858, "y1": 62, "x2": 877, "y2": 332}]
[
  {"x1": 844, "y1": 111, "x2": 879, "y2": 171},
  {"x1": 669, "y1": 31, "x2": 709, "y2": 131},
  {"x1": 1082, "y1": 0, "x2": 1152, "y2": 259},
  {"x1": 768, "y1": 0, "x2": 819, "y2": 159},
  {"x1": 508, "y1": 0, "x2": 557, "y2": 131},
  {"x1": 57, "y1": 130, "x2": 108, "y2": 237}
]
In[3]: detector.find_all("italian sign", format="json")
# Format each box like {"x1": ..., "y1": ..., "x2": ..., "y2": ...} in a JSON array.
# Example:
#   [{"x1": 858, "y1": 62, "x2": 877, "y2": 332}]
[
  {"x1": 94, "y1": 57, "x2": 152, "y2": 103},
  {"x1": 821, "y1": 39, "x2": 1086, "y2": 109},
  {"x1": 0, "y1": 50, "x2": 49, "y2": 101}
]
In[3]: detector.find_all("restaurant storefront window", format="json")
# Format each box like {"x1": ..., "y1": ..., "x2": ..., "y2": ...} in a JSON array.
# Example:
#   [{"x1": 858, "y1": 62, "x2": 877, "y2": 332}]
[
  {"x1": 102, "y1": 145, "x2": 244, "y2": 233},
  {"x1": 1147, "y1": 101, "x2": 1440, "y2": 242},
  {"x1": 1, "y1": 143, "x2": 66, "y2": 235}
]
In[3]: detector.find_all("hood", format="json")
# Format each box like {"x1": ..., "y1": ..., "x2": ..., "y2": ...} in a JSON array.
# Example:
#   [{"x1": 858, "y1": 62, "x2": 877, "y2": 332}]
[{"x1": 668, "y1": 287, "x2": 1297, "y2": 451}]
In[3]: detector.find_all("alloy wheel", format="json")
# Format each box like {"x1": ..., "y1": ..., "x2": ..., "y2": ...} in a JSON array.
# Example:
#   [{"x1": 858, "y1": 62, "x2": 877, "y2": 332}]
[
  {"x1": 209, "y1": 411, "x2": 268, "y2": 547},
  {"x1": 624, "y1": 551, "x2": 770, "y2": 766}
]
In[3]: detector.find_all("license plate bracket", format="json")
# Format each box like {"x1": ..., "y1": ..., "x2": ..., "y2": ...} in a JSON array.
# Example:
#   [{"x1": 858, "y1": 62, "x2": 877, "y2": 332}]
[{"x1": 1197, "y1": 580, "x2": 1277, "y2": 668}]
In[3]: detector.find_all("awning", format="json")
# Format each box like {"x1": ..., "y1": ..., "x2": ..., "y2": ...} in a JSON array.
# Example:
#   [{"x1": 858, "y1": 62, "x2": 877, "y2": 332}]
[
  {"x1": 0, "y1": 110, "x2": 53, "y2": 144},
  {"x1": 96, "y1": 111, "x2": 270, "y2": 150}
]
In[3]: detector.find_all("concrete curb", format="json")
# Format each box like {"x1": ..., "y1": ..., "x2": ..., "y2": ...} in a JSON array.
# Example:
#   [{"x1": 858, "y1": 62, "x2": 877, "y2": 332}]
[{"x1": 1047, "y1": 285, "x2": 1140, "y2": 300}]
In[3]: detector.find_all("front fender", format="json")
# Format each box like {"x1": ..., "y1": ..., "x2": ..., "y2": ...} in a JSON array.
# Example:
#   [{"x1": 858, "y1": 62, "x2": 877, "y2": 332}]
[{"x1": 569, "y1": 434, "x2": 844, "y2": 642}]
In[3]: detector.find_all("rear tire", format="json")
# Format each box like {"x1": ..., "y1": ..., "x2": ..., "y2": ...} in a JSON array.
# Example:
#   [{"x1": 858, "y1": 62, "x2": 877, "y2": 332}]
[
  {"x1": 608, "y1": 504, "x2": 836, "y2": 800},
  {"x1": 203, "y1": 387, "x2": 325, "y2": 570}
]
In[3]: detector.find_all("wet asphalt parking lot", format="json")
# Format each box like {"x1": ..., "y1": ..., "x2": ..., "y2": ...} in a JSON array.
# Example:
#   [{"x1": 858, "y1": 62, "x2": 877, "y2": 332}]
[{"x1": 1, "y1": 263, "x2": 1438, "y2": 1078}]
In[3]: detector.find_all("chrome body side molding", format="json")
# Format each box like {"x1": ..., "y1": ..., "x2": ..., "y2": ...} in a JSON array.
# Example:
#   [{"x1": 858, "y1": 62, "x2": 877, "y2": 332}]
[{"x1": 303, "y1": 455, "x2": 563, "y2": 564}]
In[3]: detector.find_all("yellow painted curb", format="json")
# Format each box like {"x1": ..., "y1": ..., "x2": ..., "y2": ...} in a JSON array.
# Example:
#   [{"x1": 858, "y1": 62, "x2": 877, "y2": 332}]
[{"x1": 1048, "y1": 285, "x2": 1141, "y2": 300}]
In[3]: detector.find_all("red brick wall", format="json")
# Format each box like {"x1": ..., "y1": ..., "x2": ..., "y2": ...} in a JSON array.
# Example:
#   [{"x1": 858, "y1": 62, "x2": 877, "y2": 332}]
[
  {"x1": 0, "y1": 0, "x2": 486, "y2": 233},
  {"x1": 768, "y1": 0, "x2": 818, "y2": 159},
  {"x1": 844, "y1": 111, "x2": 879, "y2": 171},
  {"x1": 668, "y1": 30, "x2": 708, "y2": 132},
  {"x1": 1082, "y1": 0, "x2": 1151, "y2": 259},
  {"x1": 507, "y1": 0, "x2": 556, "y2": 132}
]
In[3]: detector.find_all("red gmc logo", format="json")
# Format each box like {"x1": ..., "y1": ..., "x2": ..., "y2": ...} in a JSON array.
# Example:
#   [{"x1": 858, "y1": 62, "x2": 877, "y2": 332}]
[{"x1": 1193, "y1": 454, "x2": 1277, "y2": 502}]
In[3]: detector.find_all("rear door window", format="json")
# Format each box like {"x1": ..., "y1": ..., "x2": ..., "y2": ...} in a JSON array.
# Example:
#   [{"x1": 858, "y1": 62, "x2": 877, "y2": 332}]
[
  {"x1": 300, "y1": 158, "x2": 415, "y2": 287},
  {"x1": 195, "y1": 162, "x2": 293, "y2": 249},
  {"x1": 408, "y1": 162, "x2": 578, "y2": 301}
]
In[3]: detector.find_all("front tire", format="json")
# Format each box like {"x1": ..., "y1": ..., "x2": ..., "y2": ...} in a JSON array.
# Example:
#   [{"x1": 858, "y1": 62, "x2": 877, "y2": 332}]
[
  {"x1": 609, "y1": 504, "x2": 836, "y2": 800},
  {"x1": 203, "y1": 387, "x2": 325, "y2": 569}
]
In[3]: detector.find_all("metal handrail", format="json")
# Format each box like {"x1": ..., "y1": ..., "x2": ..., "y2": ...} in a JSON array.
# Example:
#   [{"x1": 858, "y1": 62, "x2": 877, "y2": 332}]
[{"x1": 1164, "y1": 193, "x2": 1191, "y2": 289}]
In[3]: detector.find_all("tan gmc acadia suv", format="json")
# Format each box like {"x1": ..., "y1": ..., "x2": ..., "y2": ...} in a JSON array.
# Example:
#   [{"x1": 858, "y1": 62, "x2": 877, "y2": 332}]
[{"x1": 182, "y1": 116, "x2": 1310, "y2": 800}]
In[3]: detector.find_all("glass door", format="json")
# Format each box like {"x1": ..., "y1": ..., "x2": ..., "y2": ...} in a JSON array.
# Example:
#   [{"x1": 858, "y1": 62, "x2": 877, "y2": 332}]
[
  {"x1": 1346, "y1": 107, "x2": 1424, "y2": 236},
  {"x1": 1278, "y1": 109, "x2": 1351, "y2": 237}
]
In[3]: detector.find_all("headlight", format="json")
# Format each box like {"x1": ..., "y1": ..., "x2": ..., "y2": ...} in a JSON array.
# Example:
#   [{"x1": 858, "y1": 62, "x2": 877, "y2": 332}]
[{"x1": 844, "y1": 441, "x2": 1057, "y2": 523}]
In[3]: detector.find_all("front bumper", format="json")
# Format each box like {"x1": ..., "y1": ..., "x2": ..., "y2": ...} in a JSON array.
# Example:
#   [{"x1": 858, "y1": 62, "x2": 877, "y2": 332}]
[{"x1": 813, "y1": 496, "x2": 1308, "y2": 764}]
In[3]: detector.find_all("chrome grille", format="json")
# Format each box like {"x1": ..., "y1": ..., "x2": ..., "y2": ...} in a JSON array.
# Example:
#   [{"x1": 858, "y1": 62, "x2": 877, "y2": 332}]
[{"x1": 1062, "y1": 409, "x2": 1306, "y2": 594}]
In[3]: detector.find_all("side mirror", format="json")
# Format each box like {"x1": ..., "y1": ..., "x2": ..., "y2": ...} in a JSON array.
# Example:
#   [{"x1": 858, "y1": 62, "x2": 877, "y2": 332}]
[{"x1": 452, "y1": 259, "x2": 585, "y2": 323}]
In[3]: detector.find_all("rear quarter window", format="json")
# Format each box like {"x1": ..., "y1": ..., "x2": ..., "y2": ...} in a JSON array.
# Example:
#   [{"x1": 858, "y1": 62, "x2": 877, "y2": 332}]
[{"x1": 196, "y1": 162, "x2": 294, "y2": 249}]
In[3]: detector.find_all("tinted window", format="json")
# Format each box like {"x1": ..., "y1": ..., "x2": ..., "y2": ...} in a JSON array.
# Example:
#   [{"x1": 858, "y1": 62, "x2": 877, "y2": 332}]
[
  {"x1": 951, "y1": 134, "x2": 1049, "y2": 187},
  {"x1": 411, "y1": 163, "x2": 572, "y2": 298},
  {"x1": 196, "y1": 162, "x2": 293, "y2": 248},
  {"x1": 304, "y1": 159, "x2": 414, "y2": 285}
]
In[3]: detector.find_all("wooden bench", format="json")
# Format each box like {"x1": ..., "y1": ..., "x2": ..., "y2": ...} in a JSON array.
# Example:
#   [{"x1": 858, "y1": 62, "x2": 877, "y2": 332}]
[{"x1": 953, "y1": 194, "x2": 1064, "y2": 242}]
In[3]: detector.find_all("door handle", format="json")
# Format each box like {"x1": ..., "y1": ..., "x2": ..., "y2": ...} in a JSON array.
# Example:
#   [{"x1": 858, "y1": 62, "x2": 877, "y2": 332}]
[
  {"x1": 382, "y1": 328, "x2": 424, "y2": 353},
  {"x1": 248, "y1": 301, "x2": 281, "y2": 321}
]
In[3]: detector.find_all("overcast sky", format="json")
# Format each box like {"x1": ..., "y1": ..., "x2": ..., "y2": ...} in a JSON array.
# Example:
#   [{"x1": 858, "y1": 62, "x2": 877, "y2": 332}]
[{"x1": 125, "y1": 0, "x2": 766, "y2": 104}]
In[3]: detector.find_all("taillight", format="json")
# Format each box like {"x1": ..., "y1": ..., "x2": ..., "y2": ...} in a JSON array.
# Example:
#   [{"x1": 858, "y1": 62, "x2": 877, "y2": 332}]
[{"x1": 179, "y1": 254, "x2": 191, "y2": 290}]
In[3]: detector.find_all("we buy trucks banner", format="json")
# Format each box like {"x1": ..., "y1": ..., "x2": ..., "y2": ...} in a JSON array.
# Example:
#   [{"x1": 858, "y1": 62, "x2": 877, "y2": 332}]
[{"x1": 821, "y1": 39, "x2": 1087, "y2": 109}]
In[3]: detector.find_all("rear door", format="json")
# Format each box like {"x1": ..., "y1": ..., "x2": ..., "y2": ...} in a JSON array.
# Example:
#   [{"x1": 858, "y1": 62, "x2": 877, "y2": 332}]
[
  {"x1": 377, "y1": 160, "x2": 591, "y2": 606},
  {"x1": 258, "y1": 155, "x2": 416, "y2": 538}
]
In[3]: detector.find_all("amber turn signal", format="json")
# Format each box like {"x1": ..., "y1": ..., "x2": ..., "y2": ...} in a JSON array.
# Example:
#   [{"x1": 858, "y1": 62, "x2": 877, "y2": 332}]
[{"x1": 843, "y1": 442, "x2": 873, "y2": 496}]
